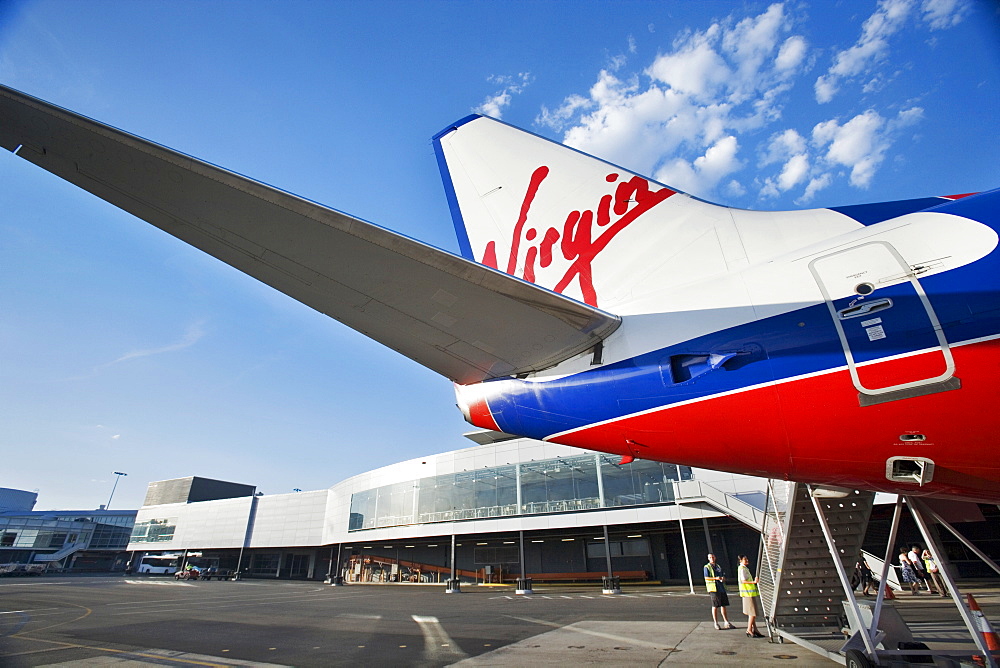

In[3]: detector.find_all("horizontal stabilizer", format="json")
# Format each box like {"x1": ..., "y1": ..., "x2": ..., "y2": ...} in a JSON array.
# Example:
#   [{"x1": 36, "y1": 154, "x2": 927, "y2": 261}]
[{"x1": 0, "y1": 85, "x2": 619, "y2": 384}]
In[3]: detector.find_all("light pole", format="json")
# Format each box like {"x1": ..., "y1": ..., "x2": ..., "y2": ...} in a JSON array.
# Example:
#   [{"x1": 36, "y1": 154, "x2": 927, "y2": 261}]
[{"x1": 106, "y1": 471, "x2": 127, "y2": 510}]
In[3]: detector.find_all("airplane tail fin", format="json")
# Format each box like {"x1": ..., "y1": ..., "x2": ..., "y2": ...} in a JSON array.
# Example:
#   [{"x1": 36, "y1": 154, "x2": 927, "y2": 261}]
[
  {"x1": 433, "y1": 115, "x2": 864, "y2": 315},
  {"x1": 434, "y1": 115, "x2": 690, "y2": 313}
]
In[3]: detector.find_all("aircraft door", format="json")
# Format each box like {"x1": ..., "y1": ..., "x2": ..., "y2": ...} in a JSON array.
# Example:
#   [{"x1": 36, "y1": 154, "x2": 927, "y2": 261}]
[{"x1": 809, "y1": 241, "x2": 956, "y2": 405}]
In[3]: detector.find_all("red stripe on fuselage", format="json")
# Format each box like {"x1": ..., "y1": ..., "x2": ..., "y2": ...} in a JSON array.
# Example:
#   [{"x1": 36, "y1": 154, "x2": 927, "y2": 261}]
[
  {"x1": 468, "y1": 396, "x2": 501, "y2": 432},
  {"x1": 548, "y1": 338, "x2": 1000, "y2": 503}
]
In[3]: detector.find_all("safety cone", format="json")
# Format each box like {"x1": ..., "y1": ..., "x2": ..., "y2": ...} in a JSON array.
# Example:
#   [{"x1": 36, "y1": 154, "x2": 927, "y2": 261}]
[
  {"x1": 968, "y1": 593, "x2": 1000, "y2": 665},
  {"x1": 884, "y1": 583, "x2": 895, "y2": 600}
]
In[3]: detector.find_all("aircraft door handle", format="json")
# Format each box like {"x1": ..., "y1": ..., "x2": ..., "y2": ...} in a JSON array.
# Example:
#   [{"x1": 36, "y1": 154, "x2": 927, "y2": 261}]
[{"x1": 837, "y1": 298, "x2": 893, "y2": 320}]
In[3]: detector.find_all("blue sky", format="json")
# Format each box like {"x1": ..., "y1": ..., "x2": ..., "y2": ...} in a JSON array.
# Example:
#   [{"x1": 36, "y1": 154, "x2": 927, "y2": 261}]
[{"x1": 1, "y1": 0, "x2": 996, "y2": 511}]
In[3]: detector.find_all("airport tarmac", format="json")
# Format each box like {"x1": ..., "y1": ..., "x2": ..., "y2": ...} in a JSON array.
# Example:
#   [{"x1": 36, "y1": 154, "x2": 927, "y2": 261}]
[{"x1": 1, "y1": 575, "x2": 997, "y2": 667}]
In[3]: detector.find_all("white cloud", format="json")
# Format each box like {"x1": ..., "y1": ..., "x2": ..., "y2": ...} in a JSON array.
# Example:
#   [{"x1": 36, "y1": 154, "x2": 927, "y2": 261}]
[
  {"x1": 725, "y1": 179, "x2": 747, "y2": 197},
  {"x1": 800, "y1": 173, "x2": 833, "y2": 202},
  {"x1": 538, "y1": 3, "x2": 806, "y2": 199},
  {"x1": 762, "y1": 153, "x2": 810, "y2": 197},
  {"x1": 894, "y1": 106, "x2": 925, "y2": 127},
  {"x1": 654, "y1": 135, "x2": 742, "y2": 197},
  {"x1": 474, "y1": 73, "x2": 532, "y2": 119},
  {"x1": 647, "y1": 32, "x2": 732, "y2": 100},
  {"x1": 814, "y1": 0, "x2": 914, "y2": 103},
  {"x1": 537, "y1": 94, "x2": 591, "y2": 132},
  {"x1": 476, "y1": 91, "x2": 511, "y2": 119},
  {"x1": 813, "y1": 110, "x2": 889, "y2": 187},
  {"x1": 534, "y1": 2, "x2": 940, "y2": 203},
  {"x1": 111, "y1": 321, "x2": 206, "y2": 365},
  {"x1": 775, "y1": 35, "x2": 807, "y2": 71},
  {"x1": 814, "y1": 74, "x2": 838, "y2": 104},
  {"x1": 777, "y1": 153, "x2": 810, "y2": 190},
  {"x1": 921, "y1": 0, "x2": 969, "y2": 29},
  {"x1": 762, "y1": 128, "x2": 807, "y2": 165},
  {"x1": 762, "y1": 106, "x2": 924, "y2": 200}
]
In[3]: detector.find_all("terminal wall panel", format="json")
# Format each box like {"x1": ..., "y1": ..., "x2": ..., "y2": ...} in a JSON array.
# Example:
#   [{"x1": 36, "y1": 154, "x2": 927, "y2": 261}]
[
  {"x1": 178, "y1": 497, "x2": 254, "y2": 548},
  {"x1": 143, "y1": 476, "x2": 255, "y2": 506},
  {"x1": 0, "y1": 487, "x2": 38, "y2": 512},
  {"x1": 129, "y1": 497, "x2": 252, "y2": 551},
  {"x1": 248, "y1": 490, "x2": 327, "y2": 548}
]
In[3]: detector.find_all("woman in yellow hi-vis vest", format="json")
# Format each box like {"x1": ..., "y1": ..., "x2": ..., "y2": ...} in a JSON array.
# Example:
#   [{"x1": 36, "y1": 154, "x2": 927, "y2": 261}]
[
  {"x1": 737, "y1": 555, "x2": 764, "y2": 638},
  {"x1": 704, "y1": 553, "x2": 735, "y2": 629}
]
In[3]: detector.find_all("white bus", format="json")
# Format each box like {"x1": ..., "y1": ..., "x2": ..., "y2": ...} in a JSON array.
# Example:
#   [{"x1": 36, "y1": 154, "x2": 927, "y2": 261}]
[{"x1": 136, "y1": 554, "x2": 180, "y2": 574}]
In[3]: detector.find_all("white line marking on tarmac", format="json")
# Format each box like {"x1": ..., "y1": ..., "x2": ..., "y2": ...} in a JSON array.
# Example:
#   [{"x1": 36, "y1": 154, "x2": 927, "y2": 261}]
[
  {"x1": 124, "y1": 579, "x2": 195, "y2": 586},
  {"x1": 504, "y1": 614, "x2": 675, "y2": 649},
  {"x1": 412, "y1": 615, "x2": 468, "y2": 662}
]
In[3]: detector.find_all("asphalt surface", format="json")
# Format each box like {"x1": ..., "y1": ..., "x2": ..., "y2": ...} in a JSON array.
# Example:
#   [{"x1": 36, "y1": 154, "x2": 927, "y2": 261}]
[{"x1": 0, "y1": 575, "x2": 997, "y2": 667}]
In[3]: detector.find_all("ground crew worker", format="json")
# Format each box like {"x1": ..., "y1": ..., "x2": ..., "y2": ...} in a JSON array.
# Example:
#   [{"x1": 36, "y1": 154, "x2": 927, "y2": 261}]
[
  {"x1": 704, "y1": 553, "x2": 735, "y2": 630},
  {"x1": 737, "y1": 555, "x2": 764, "y2": 637}
]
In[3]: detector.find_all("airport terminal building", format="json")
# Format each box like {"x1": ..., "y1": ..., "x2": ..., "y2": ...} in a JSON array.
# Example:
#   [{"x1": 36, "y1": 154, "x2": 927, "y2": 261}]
[
  {"x1": 127, "y1": 437, "x2": 766, "y2": 583},
  {"x1": 0, "y1": 488, "x2": 135, "y2": 571}
]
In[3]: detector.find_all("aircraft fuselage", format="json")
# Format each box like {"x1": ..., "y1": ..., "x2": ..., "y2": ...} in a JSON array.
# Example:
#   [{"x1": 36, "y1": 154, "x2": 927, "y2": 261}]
[{"x1": 457, "y1": 192, "x2": 1000, "y2": 503}]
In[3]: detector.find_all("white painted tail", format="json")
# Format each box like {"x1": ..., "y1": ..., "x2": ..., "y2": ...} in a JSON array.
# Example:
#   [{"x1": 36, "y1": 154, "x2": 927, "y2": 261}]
[{"x1": 433, "y1": 115, "x2": 861, "y2": 315}]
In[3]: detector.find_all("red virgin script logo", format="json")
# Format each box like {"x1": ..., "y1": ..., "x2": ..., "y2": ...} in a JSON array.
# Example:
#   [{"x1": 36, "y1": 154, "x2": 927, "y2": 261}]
[{"x1": 479, "y1": 166, "x2": 675, "y2": 307}]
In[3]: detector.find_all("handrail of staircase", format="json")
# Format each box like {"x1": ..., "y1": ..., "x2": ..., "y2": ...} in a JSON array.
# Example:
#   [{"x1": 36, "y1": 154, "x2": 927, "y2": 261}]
[
  {"x1": 674, "y1": 479, "x2": 765, "y2": 528},
  {"x1": 33, "y1": 541, "x2": 88, "y2": 562},
  {"x1": 860, "y1": 548, "x2": 902, "y2": 591}
]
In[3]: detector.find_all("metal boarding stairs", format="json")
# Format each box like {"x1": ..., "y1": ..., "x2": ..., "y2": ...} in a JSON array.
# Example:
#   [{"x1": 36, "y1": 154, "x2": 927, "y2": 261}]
[{"x1": 758, "y1": 481, "x2": 876, "y2": 649}]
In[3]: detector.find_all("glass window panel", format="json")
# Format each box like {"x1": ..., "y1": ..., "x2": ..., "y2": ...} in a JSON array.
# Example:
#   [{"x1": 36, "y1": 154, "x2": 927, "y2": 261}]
[
  {"x1": 374, "y1": 481, "x2": 415, "y2": 527},
  {"x1": 349, "y1": 489, "x2": 375, "y2": 530},
  {"x1": 518, "y1": 461, "x2": 550, "y2": 512},
  {"x1": 600, "y1": 455, "x2": 640, "y2": 507},
  {"x1": 130, "y1": 518, "x2": 177, "y2": 543},
  {"x1": 346, "y1": 455, "x2": 690, "y2": 532},
  {"x1": 494, "y1": 465, "x2": 517, "y2": 515},
  {"x1": 444, "y1": 471, "x2": 475, "y2": 520},
  {"x1": 249, "y1": 553, "x2": 280, "y2": 575},
  {"x1": 635, "y1": 461, "x2": 674, "y2": 504},
  {"x1": 622, "y1": 538, "x2": 650, "y2": 556},
  {"x1": 473, "y1": 469, "x2": 498, "y2": 511}
]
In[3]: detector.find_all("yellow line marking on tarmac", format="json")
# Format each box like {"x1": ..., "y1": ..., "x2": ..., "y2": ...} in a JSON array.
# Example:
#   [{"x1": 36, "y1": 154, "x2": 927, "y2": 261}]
[
  {"x1": 5, "y1": 599, "x2": 235, "y2": 666},
  {"x1": 109, "y1": 590, "x2": 377, "y2": 615},
  {"x1": 1, "y1": 636, "x2": 229, "y2": 666},
  {"x1": 11, "y1": 601, "x2": 91, "y2": 636}
]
